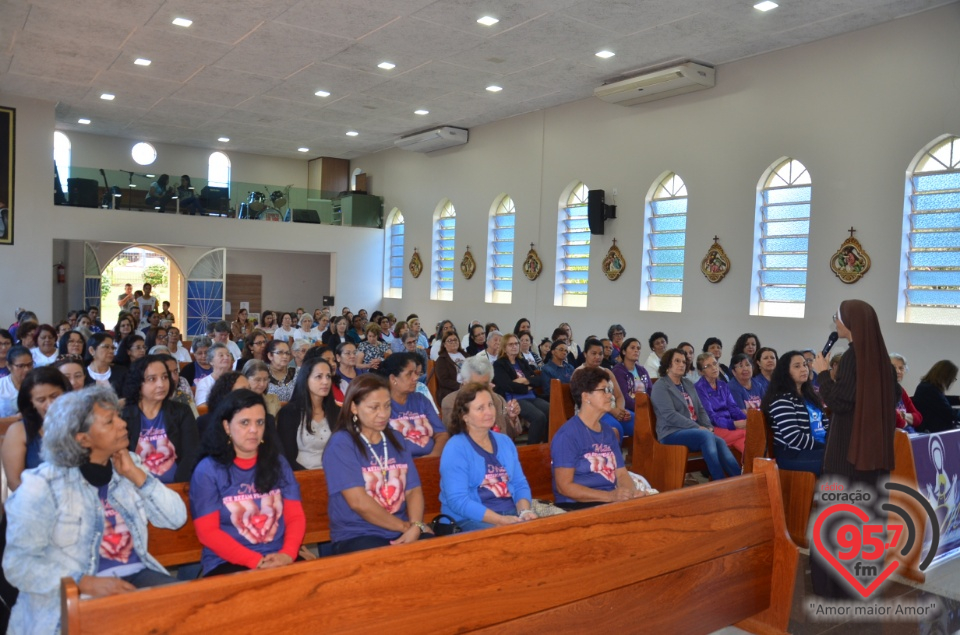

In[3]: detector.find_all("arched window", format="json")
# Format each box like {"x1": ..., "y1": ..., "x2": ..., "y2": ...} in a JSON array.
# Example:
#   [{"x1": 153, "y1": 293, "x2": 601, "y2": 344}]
[
  {"x1": 208, "y1": 152, "x2": 230, "y2": 188},
  {"x1": 641, "y1": 172, "x2": 687, "y2": 313},
  {"x1": 54, "y1": 131, "x2": 70, "y2": 193},
  {"x1": 751, "y1": 158, "x2": 812, "y2": 318},
  {"x1": 555, "y1": 182, "x2": 590, "y2": 307},
  {"x1": 486, "y1": 195, "x2": 515, "y2": 304},
  {"x1": 898, "y1": 135, "x2": 960, "y2": 325},
  {"x1": 432, "y1": 200, "x2": 456, "y2": 301},
  {"x1": 384, "y1": 209, "x2": 404, "y2": 299}
]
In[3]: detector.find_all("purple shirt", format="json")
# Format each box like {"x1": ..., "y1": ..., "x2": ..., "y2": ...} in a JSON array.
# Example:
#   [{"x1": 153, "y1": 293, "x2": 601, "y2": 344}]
[
  {"x1": 137, "y1": 410, "x2": 176, "y2": 484},
  {"x1": 612, "y1": 363, "x2": 653, "y2": 411},
  {"x1": 551, "y1": 416, "x2": 624, "y2": 504},
  {"x1": 96, "y1": 485, "x2": 145, "y2": 577},
  {"x1": 694, "y1": 376, "x2": 746, "y2": 431},
  {"x1": 466, "y1": 434, "x2": 515, "y2": 515},
  {"x1": 189, "y1": 456, "x2": 301, "y2": 575},
  {"x1": 323, "y1": 430, "x2": 421, "y2": 543},
  {"x1": 390, "y1": 392, "x2": 443, "y2": 457}
]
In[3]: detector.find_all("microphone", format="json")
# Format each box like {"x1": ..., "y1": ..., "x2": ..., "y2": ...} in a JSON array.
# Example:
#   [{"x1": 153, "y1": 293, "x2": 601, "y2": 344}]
[{"x1": 822, "y1": 331, "x2": 838, "y2": 357}]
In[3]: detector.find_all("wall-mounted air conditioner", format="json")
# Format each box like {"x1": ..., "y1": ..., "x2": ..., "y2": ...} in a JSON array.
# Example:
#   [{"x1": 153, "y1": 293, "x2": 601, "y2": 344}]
[
  {"x1": 594, "y1": 62, "x2": 715, "y2": 106},
  {"x1": 394, "y1": 127, "x2": 469, "y2": 153}
]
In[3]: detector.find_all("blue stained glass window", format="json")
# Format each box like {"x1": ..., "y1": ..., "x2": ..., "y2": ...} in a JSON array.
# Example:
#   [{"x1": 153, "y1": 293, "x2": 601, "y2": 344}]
[
  {"x1": 556, "y1": 183, "x2": 591, "y2": 305},
  {"x1": 84, "y1": 277, "x2": 101, "y2": 313},
  {"x1": 644, "y1": 172, "x2": 688, "y2": 310},
  {"x1": 387, "y1": 211, "x2": 405, "y2": 295},
  {"x1": 186, "y1": 280, "x2": 224, "y2": 337},
  {"x1": 902, "y1": 137, "x2": 960, "y2": 318},
  {"x1": 433, "y1": 202, "x2": 456, "y2": 300},
  {"x1": 755, "y1": 159, "x2": 811, "y2": 316}
]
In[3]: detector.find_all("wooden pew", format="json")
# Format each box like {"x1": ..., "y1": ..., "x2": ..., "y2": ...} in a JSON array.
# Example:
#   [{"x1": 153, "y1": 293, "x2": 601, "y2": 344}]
[
  {"x1": 547, "y1": 378, "x2": 574, "y2": 442},
  {"x1": 147, "y1": 443, "x2": 554, "y2": 567},
  {"x1": 63, "y1": 459, "x2": 798, "y2": 635},
  {"x1": 742, "y1": 409, "x2": 816, "y2": 548},
  {"x1": 630, "y1": 393, "x2": 688, "y2": 492}
]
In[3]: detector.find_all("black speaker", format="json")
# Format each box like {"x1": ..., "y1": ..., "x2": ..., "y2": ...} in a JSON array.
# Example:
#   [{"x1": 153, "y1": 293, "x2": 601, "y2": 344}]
[
  {"x1": 67, "y1": 178, "x2": 99, "y2": 208},
  {"x1": 291, "y1": 209, "x2": 320, "y2": 224},
  {"x1": 588, "y1": 189, "x2": 616, "y2": 235},
  {"x1": 322, "y1": 296, "x2": 335, "y2": 307}
]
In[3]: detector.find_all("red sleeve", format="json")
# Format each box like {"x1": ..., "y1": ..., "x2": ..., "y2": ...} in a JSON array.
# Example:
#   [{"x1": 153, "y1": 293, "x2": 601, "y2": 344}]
[
  {"x1": 280, "y1": 499, "x2": 306, "y2": 560},
  {"x1": 194, "y1": 512, "x2": 263, "y2": 569},
  {"x1": 902, "y1": 391, "x2": 923, "y2": 428}
]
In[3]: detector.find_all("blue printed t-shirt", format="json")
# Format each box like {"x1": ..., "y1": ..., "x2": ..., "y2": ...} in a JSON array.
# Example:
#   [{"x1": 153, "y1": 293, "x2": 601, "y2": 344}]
[
  {"x1": 551, "y1": 416, "x2": 625, "y2": 504},
  {"x1": 389, "y1": 392, "x2": 442, "y2": 457},
  {"x1": 323, "y1": 430, "x2": 421, "y2": 544},
  {"x1": 466, "y1": 433, "x2": 515, "y2": 515},
  {"x1": 96, "y1": 485, "x2": 145, "y2": 578},
  {"x1": 189, "y1": 456, "x2": 301, "y2": 575},
  {"x1": 137, "y1": 410, "x2": 176, "y2": 484},
  {"x1": 193, "y1": 362, "x2": 213, "y2": 387}
]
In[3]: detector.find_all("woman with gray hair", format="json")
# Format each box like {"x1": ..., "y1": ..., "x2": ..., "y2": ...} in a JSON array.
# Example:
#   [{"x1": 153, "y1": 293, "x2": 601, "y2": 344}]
[
  {"x1": 243, "y1": 359, "x2": 281, "y2": 417},
  {"x1": 440, "y1": 354, "x2": 521, "y2": 438},
  {"x1": 3, "y1": 385, "x2": 187, "y2": 635},
  {"x1": 180, "y1": 335, "x2": 214, "y2": 388}
]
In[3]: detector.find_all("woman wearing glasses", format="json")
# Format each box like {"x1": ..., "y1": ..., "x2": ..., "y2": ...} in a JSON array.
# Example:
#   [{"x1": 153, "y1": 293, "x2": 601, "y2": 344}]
[
  {"x1": 551, "y1": 367, "x2": 643, "y2": 510},
  {"x1": 265, "y1": 340, "x2": 296, "y2": 403},
  {"x1": 650, "y1": 348, "x2": 741, "y2": 481}
]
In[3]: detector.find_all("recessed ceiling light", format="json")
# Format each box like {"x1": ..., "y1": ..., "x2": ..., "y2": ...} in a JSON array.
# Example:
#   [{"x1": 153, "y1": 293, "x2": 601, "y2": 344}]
[
  {"x1": 595, "y1": 50, "x2": 616, "y2": 59},
  {"x1": 314, "y1": 90, "x2": 331, "y2": 97},
  {"x1": 414, "y1": 109, "x2": 429, "y2": 115},
  {"x1": 477, "y1": 16, "x2": 499, "y2": 26},
  {"x1": 753, "y1": 1, "x2": 778, "y2": 11},
  {"x1": 134, "y1": 58, "x2": 152, "y2": 66},
  {"x1": 172, "y1": 17, "x2": 193, "y2": 27},
  {"x1": 100, "y1": 93, "x2": 115, "y2": 101},
  {"x1": 346, "y1": 131, "x2": 359, "y2": 137},
  {"x1": 298, "y1": 147, "x2": 309, "y2": 152},
  {"x1": 218, "y1": 137, "x2": 230, "y2": 142},
  {"x1": 377, "y1": 61, "x2": 396, "y2": 70},
  {"x1": 78, "y1": 118, "x2": 91, "y2": 125},
  {"x1": 486, "y1": 85, "x2": 502, "y2": 92}
]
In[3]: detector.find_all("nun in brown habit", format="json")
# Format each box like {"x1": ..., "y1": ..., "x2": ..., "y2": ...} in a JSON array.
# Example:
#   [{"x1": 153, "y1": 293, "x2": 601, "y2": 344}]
[{"x1": 810, "y1": 299, "x2": 897, "y2": 598}]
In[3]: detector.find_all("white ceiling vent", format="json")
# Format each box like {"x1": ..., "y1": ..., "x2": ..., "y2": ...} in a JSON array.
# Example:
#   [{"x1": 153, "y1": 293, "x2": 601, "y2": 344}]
[
  {"x1": 594, "y1": 62, "x2": 715, "y2": 106},
  {"x1": 395, "y1": 127, "x2": 469, "y2": 153}
]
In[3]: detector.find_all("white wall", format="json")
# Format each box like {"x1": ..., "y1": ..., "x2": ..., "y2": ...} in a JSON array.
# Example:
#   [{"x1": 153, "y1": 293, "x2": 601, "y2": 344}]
[
  {"x1": 360, "y1": 5, "x2": 960, "y2": 392},
  {"x1": 226, "y1": 249, "x2": 331, "y2": 313},
  {"x1": 0, "y1": 95, "x2": 384, "y2": 334}
]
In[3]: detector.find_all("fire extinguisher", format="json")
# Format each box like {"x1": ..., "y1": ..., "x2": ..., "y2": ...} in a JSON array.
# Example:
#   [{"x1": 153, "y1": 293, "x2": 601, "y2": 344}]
[{"x1": 55, "y1": 262, "x2": 65, "y2": 284}]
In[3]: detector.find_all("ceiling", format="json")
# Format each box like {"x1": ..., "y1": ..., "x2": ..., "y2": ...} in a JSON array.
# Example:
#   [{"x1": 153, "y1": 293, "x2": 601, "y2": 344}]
[{"x1": 0, "y1": 0, "x2": 953, "y2": 160}]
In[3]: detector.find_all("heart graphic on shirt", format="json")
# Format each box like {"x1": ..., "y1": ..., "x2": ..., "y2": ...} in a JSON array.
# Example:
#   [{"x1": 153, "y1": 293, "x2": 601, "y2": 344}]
[
  {"x1": 380, "y1": 484, "x2": 398, "y2": 501},
  {"x1": 249, "y1": 514, "x2": 269, "y2": 530},
  {"x1": 103, "y1": 533, "x2": 123, "y2": 547}
]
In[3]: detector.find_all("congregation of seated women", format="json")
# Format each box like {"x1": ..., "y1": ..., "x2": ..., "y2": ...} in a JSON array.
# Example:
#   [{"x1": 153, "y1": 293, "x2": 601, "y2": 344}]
[{"x1": 1, "y1": 301, "x2": 957, "y2": 634}]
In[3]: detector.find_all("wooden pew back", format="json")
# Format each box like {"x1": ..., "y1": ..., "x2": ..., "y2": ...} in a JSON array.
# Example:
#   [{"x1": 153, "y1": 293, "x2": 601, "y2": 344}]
[
  {"x1": 148, "y1": 443, "x2": 554, "y2": 567},
  {"x1": 631, "y1": 393, "x2": 687, "y2": 491},
  {"x1": 64, "y1": 459, "x2": 798, "y2": 635},
  {"x1": 547, "y1": 379, "x2": 574, "y2": 441}
]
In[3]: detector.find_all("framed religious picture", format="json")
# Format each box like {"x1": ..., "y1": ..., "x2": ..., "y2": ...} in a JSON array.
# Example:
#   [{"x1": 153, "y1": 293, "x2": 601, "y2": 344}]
[
  {"x1": 0, "y1": 105, "x2": 14, "y2": 246},
  {"x1": 522, "y1": 244, "x2": 542, "y2": 281},
  {"x1": 830, "y1": 228, "x2": 871, "y2": 284},
  {"x1": 700, "y1": 237, "x2": 731, "y2": 283},
  {"x1": 601, "y1": 239, "x2": 626, "y2": 281},
  {"x1": 408, "y1": 248, "x2": 423, "y2": 278},
  {"x1": 460, "y1": 247, "x2": 476, "y2": 279}
]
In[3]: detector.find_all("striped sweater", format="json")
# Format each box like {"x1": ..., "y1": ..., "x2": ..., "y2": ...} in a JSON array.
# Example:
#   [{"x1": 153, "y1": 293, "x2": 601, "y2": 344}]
[{"x1": 767, "y1": 393, "x2": 827, "y2": 452}]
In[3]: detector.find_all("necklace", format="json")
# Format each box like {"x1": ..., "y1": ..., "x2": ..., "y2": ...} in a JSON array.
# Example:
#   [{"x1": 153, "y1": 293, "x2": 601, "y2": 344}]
[{"x1": 357, "y1": 427, "x2": 389, "y2": 479}]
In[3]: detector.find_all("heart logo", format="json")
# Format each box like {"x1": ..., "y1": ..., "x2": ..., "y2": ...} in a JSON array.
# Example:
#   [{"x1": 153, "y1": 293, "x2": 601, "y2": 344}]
[
  {"x1": 813, "y1": 503, "x2": 899, "y2": 598},
  {"x1": 249, "y1": 514, "x2": 268, "y2": 530},
  {"x1": 103, "y1": 533, "x2": 123, "y2": 547}
]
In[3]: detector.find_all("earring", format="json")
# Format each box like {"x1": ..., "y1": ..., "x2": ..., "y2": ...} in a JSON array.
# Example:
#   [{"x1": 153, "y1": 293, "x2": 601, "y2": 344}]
[
  {"x1": 260, "y1": 438, "x2": 265, "y2": 445},
  {"x1": 353, "y1": 414, "x2": 358, "y2": 423}
]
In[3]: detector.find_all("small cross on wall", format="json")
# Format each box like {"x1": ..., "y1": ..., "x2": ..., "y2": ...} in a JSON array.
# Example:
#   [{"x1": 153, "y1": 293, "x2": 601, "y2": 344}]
[{"x1": 848, "y1": 227, "x2": 856, "y2": 238}]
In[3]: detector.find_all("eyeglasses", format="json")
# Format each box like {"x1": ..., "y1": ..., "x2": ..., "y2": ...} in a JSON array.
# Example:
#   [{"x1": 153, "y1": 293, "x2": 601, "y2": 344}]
[
  {"x1": 274, "y1": 351, "x2": 292, "y2": 357},
  {"x1": 12, "y1": 362, "x2": 34, "y2": 370},
  {"x1": 591, "y1": 385, "x2": 614, "y2": 395}
]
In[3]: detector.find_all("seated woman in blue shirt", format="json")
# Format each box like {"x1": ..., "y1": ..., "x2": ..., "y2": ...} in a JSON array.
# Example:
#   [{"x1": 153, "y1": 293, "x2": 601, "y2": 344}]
[
  {"x1": 539, "y1": 339, "x2": 575, "y2": 400},
  {"x1": 727, "y1": 353, "x2": 766, "y2": 411},
  {"x1": 761, "y1": 351, "x2": 828, "y2": 476},
  {"x1": 551, "y1": 367, "x2": 644, "y2": 511},
  {"x1": 439, "y1": 383, "x2": 537, "y2": 531}
]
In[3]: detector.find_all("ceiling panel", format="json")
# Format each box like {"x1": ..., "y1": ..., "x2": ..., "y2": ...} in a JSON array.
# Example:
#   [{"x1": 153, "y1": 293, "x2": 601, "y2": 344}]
[{"x1": 0, "y1": 0, "x2": 949, "y2": 159}]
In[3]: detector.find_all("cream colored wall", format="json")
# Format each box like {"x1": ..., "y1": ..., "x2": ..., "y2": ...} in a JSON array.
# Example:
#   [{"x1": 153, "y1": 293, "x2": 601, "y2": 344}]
[{"x1": 361, "y1": 5, "x2": 960, "y2": 392}]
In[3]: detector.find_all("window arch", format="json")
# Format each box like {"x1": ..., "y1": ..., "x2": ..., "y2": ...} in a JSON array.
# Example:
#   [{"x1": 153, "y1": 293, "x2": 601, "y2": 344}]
[
  {"x1": 898, "y1": 135, "x2": 960, "y2": 325},
  {"x1": 431, "y1": 200, "x2": 456, "y2": 301},
  {"x1": 54, "y1": 131, "x2": 70, "y2": 194},
  {"x1": 384, "y1": 209, "x2": 404, "y2": 299},
  {"x1": 555, "y1": 181, "x2": 590, "y2": 307},
  {"x1": 208, "y1": 152, "x2": 230, "y2": 188},
  {"x1": 641, "y1": 172, "x2": 687, "y2": 313},
  {"x1": 751, "y1": 158, "x2": 812, "y2": 318},
  {"x1": 486, "y1": 194, "x2": 515, "y2": 304}
]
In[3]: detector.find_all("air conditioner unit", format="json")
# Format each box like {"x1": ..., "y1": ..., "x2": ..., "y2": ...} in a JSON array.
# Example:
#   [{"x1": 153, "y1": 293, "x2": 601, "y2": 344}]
[
  {"x1": 594, "y1": 62, "x2": 715, "y2": 106},
  {"x1": 394, "y1": 126, "x2": 469, "y2": 153}
]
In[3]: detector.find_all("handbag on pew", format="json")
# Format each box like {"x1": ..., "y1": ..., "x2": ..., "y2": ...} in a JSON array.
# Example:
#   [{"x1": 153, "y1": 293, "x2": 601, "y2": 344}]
[
  {"x1": 629, "y1": 471, "x2": 659, "y2": 496},
  {"x1": 530, "y1": 499, "x2": 566, "y2": 517},
  {"x1": 430, "y1": 514, "x2": 463, "y2": 536}
]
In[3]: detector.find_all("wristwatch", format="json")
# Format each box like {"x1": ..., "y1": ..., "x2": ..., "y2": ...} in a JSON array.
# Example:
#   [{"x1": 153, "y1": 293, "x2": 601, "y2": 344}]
[{"x1": 412, "y1": 521, "x2": 429, "y2": 534}]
